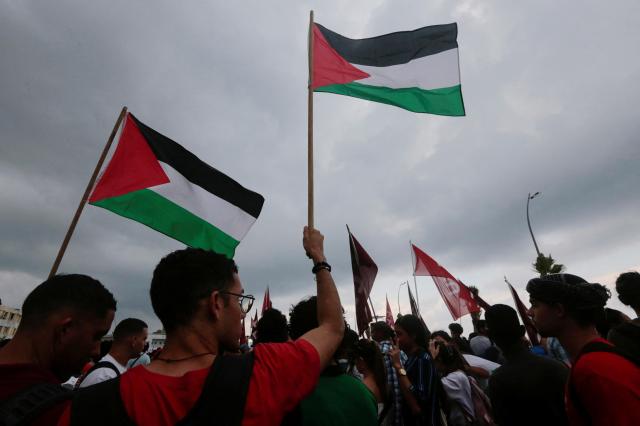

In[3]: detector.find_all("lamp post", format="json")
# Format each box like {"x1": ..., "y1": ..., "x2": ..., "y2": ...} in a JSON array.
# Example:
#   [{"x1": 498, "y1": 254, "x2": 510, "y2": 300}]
[
  {"x1": 526, "y1": 192, "x2": 542, "y2": 257},
  {"x1": 397, "y1": 281, "x2": 408, "y2": 315}
]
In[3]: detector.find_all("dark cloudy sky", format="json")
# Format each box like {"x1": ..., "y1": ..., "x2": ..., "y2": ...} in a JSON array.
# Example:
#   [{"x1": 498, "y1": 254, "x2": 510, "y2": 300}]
[{"x1": 2, "y1": 1, "x2": 639, "y2": 334}]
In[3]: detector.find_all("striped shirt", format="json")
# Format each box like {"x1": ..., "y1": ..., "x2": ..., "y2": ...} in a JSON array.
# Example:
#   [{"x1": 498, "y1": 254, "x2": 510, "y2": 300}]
[
  {"x1": 379, "y1": 340, "x2": 406, "y2": 426},
  {"x1": 403, "y1": 350, "x2": 440, "y2": 426}
]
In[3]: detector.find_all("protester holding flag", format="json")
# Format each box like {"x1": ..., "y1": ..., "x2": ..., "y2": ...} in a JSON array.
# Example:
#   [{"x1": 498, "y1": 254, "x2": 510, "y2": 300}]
[{"x1": 63, "y1": 226, "x2": 345, "y2": 426}]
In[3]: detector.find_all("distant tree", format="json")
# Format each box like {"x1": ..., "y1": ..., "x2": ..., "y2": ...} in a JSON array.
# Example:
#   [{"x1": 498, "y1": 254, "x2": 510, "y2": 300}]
[{"x1": 533, "y1": 253, "x2": 565, "y2": 277}]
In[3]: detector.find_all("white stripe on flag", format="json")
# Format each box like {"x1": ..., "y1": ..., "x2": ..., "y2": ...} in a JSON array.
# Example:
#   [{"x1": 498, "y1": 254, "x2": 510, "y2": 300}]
[
  {"x1": 150, "y1": 162, "x2": 257, "y2": 241},
  {"x1": 356, "y1": 48, "x2": 460, "y2": 90}
]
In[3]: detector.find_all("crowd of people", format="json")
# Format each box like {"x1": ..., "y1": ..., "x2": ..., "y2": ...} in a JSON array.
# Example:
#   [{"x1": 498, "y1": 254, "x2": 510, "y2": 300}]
[{"x1": 1, "y1": 227, "x2": 639, "y2": 425}]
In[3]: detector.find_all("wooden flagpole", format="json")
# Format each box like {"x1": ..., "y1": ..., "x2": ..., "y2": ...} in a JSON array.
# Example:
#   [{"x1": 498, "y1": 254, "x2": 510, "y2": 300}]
[
  {"x1": 48, "y1": 106, "x2": 128, "y2": 278},
  {"x1": 307, "y1": 10, "x2": 314, "y2": 228}
]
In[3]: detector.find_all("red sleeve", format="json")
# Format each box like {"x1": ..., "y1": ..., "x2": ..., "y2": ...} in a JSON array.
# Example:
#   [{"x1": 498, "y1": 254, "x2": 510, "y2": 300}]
[
  {"x1": 571, "y1": 353, "x2": 640, "y2": 426},
  {"x1": 242, "y1": 339, "x2": 320, "y2": 426}
]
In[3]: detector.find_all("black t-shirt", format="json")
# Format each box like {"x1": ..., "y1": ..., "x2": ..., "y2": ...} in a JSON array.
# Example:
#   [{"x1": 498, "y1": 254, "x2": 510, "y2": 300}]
[{"x1": 487, "y1": 347, "x2": 569, "y2": 426}]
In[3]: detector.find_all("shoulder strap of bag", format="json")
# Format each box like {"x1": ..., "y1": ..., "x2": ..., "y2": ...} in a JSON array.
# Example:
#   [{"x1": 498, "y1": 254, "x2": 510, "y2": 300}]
[
  {"x1": 178, "y1": 351, "x2": 255, "y2": 426},
  {"x1": 0, "y1": 383, "x2": 71, "y2": 426},
  {"x1": 74, "y1": 360, "x2": 121, "y2": 389},
  {"x1": 70, "y1": 376, "x2": 134, "y2": 426}
]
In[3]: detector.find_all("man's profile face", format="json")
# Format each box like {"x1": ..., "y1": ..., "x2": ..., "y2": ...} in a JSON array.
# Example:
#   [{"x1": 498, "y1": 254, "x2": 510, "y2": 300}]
[
  {"x1": 528, "y1": 298, "x2": 560, "y2": 337},
  {"x1": 218, "y1": 273, "x2": 246, "y2": 352},
  {"x1": 130, "y1": 328, "x2": 149, "y2": 356},
  {"x1": 52, "y1": 309, "x2": 115, "y2": 379}
]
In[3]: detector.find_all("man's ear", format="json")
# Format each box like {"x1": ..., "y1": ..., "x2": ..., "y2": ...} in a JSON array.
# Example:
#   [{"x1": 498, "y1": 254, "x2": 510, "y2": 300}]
[
  {"x1": 208, "y1": 291, "x2": 225, "y2": 320},
  {"x1": 53, "y1": 316, "x2": 74, "y2": 345},
  {"x1": 554, "y1": 302, "x2": 567, "y2": 319}
]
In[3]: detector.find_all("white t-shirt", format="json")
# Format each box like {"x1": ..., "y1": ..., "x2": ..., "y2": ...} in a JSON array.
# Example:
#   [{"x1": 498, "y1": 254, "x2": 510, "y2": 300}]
[
  {"x1": 441, "y1": 370, "x2": 475, "y2": 426},
  {"x1": 462, "y1": 353, "x2": 500, "y2": 389},
  {"x1": 469, "y1": 335, "x2": 492, "y2": 356},
  {"x1": 78, "y1": 353, "x2": 127, "y2": 388}
]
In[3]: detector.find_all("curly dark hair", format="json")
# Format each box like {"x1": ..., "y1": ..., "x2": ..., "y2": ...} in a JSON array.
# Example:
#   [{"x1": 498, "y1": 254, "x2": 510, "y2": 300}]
[
  {"x1": 151, "y1": 248, "x2": 238, "y2": 332},
  {"x1": 395, "y1": 314, "x2": 430, "y2": 349},
  {"x1": 255, "y1": 308, "x2": 289, "y2": 344},
  {"x1": 616, "y1": 272, "x2": 640, "y2": 312},
  {"x1": 527, "y1": 273, "x2": 610, "y2": 326}
]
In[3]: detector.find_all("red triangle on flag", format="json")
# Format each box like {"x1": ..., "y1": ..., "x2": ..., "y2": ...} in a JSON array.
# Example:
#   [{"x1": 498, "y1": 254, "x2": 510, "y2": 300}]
[
  {"x1": 312, "y1": 24, "x2": 370, "y2": 90},
  {"x1": 89, "y1": 114, "x2": 169, "y2": 203}
]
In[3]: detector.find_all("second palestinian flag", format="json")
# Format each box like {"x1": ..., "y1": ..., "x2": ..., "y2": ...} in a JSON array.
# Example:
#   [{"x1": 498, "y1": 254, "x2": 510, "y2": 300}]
[
  {"x1": 89, "y1": 113, "x2": 264, "y2": 258},
  {"x1": 312, "y1": 22, "x2": 465, "y2": 116}
]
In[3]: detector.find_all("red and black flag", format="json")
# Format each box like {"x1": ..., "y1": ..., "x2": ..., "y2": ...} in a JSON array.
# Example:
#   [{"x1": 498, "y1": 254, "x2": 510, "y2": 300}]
[{"x1": 347, "y1": 226, "x2": 377, "y2": 336}]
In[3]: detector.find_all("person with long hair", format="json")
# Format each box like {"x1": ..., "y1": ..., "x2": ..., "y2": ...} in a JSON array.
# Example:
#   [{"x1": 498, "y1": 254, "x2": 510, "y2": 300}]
[
  {"x1": 434, "y1": 343, "x2": 475, "y2": 426},
  {"x1": 353, "y1": 339, "x2": 389, "y2": 414},
  {"x1": 390, "y1": 315, "x2": 442, "y2": 426}
]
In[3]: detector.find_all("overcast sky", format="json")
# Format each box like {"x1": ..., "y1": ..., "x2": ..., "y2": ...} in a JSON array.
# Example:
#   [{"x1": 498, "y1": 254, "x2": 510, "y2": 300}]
[{"x1": 2, "y1": 1, "x2": 639, "y2": 335}]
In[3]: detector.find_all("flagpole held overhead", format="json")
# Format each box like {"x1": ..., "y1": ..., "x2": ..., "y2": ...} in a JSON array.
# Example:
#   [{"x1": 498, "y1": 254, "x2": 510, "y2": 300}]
[
  {"x1": 307, "y1": 10, "x2": 314, "y2": 227},
  {"x1": 48, "y1": 106, "x2": 128, "y2": 278}
]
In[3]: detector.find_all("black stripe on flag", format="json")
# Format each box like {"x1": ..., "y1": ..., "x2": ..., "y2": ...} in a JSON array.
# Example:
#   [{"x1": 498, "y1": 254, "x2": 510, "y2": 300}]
[
  {"x1": 316, "y1": 23, "x2": 458, "y2": 67},
  {"x1": 130, "y1": 114, "x2": 265, "y2": 218}
]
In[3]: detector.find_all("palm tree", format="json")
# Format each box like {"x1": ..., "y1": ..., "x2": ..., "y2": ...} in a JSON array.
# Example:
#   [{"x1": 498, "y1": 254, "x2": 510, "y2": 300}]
[{"x1": 533, "y1": 253, "x2": 565, "y2": 277}]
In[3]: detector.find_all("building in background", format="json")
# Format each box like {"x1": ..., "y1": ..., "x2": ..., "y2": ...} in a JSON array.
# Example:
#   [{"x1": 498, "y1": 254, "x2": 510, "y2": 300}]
[
  {"x1": 0, "y1": 305, "x2": 21, "y2": 340},
  {"x1": 150, "y1": 329, "x2": 166, "y2": 351}
]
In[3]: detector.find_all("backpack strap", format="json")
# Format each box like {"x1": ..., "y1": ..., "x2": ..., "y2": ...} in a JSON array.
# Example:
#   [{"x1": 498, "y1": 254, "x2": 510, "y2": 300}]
[
  {"x1": 568, "y1": 341, "x2": 640, "y2": 425},
  {"x1": 0, "y1": 383, "x2": 71, "y2": 426},
  {"x1": 177, "y1": 352, "x2": 255, "y2": 426},
  {"x1": 74, "y1": 361, "x2": 121, "y2": 389},
  {"x1": 70, "y1": 377, "x2": 134, "y2": 426}
]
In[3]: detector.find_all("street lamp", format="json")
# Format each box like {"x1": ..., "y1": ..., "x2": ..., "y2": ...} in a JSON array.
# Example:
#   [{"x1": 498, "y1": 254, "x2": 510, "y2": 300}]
[
  {"x1": 526, "y1": 192, "x2": 542, "y2": 257},
  {"x1": 397, "y1": 281, "x2": 408, "y2": 315}
]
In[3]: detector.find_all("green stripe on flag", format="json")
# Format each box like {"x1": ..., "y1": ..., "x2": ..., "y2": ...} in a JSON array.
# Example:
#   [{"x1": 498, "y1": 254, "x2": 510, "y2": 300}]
[
  {"x1": 315, "y1": 83, "x2": 465, "y2": 116},
  {"x1": 91, "y1": 189, "x2": 240, "y2": 258}
]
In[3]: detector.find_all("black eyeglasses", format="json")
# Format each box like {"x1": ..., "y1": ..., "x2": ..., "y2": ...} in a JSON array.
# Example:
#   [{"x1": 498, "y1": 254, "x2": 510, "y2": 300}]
[{"x1": 220, "y1": 291, "x2": 255, "y2": 314}]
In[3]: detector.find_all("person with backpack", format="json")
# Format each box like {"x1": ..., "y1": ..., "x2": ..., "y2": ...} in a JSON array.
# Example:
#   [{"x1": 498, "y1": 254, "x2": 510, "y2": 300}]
[
  {"x1": 527, "y1": 273, "x2": 640, "y2": 426},
  {"x1": 60, "y1": 226, "x2": 345, "y2": 426},
  {"x1": 0, "y1": 274, "x2": 116, "y2": 426},
  {"x1": 485, "y1": 304, "x2": 568, "y2": 426},
  {"x1": 76, "y1": 318, "x2": 148, "y2": 388},
  {"x1": 432, "y1": 342, "x2": 475, "y2": 426}
]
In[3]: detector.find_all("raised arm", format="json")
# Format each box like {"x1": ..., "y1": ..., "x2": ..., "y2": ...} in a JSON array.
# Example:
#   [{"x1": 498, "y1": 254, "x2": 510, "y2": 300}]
[{"x1": 299, "y1": 226, "x2": 345, "y2": 368}]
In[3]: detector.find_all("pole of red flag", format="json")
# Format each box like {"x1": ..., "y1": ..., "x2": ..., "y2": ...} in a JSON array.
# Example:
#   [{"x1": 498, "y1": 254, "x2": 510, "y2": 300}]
[
  {"x1": 48, "y1": 106, "x2": 128, "y2": 278},
  {"x1": 307, "y1": 10, "x2": 314, "y2": 227},
  {"x1": 409, "y1": 241, "x2": 421, "y2": 315},
  {"x1": 367, "y1": 295, "x2": 378, "y2": 320}
]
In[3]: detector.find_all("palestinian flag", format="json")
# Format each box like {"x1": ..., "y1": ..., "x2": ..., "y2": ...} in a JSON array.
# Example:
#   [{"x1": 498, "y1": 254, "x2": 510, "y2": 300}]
[
  {"x1": 312, "y1": 22, "x2": 465, "y2": 116},
  {"x1": 89, "y1": 113, "x2": 264, "y2": 258}
]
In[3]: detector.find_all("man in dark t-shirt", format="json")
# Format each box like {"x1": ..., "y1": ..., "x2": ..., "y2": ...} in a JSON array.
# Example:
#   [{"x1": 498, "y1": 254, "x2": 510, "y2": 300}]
[
  {"x1": 0, "y1": 274, "x2": 116, "y2": 426},
  {"x1": 486, "y1": 304, "x2": 568, "y2": 426}
]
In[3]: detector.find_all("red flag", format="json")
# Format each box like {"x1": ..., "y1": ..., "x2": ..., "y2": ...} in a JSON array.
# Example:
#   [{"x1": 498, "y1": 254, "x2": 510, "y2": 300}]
[
  {"x1": 460, "y1": 280, "x2": 492, "y2": 311},
  {"x1": 385, "y1": 295, "x2": 395, "y2": 328},
  {"x1": 507, "y1": 281, "x2": 540, "y2": 346},
  {"x1": 240, "y1": 317, "x2": 247, "y2": 345},
  {"x1": 261, "y1": 286, "x2": 272, "y2": 316},
  {"x1": 250, "y1": 310, "x2": 258, "y2": 339},
  {"x1": 348, "y1": 227, "x2": 377, "y2": 336},
  {"x1": 412, "y1": 244, "x2": 480, "y2": 320}
]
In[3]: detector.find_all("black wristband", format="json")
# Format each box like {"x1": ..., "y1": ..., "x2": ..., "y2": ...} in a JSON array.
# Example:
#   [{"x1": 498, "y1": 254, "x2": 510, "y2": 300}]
[{"x1": 312, "y1": 261, "x2": 331, "y2": 274}]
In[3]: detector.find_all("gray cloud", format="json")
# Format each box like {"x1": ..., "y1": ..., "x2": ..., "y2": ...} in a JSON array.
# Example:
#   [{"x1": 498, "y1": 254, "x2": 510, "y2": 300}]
[{"x1": 2, "y1": 0, "x2": 639, "y2": 333}]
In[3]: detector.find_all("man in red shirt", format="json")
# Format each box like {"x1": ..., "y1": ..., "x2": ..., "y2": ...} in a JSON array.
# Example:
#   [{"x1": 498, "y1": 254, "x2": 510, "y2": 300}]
[
  {"x1": 0, "y1": 274, "x2": 117, "y2": 425},
  {"x1": 527, "y1": 273, "x2": 640, "y2": 426},
  {"x1": 63, "y1": 226, "x2": 344, "y2": 426}
]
